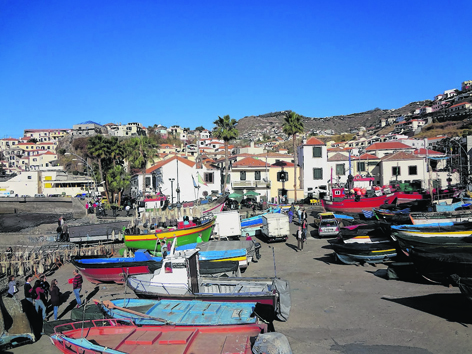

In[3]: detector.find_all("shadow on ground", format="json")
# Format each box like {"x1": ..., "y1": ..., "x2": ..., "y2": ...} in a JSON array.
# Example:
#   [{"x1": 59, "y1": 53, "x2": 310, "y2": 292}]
[{"x1": 382, "y1": 293, "x2": 472, "y2": 326}]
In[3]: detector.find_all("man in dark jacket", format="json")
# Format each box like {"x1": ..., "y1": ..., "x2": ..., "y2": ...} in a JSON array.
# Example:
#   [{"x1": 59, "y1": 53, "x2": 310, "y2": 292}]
[
  {"x1": 23, "y1": 275, "x2": 34, "y2": 304},
  {"x1": 72, "y1": 270, "x2": 83, "y2": 308}
]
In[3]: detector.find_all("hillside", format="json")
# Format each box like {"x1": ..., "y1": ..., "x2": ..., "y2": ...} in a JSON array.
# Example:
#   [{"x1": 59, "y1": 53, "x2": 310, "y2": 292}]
[{"x1": 236, "y1": 101, "x2": 430, "y2": 135}]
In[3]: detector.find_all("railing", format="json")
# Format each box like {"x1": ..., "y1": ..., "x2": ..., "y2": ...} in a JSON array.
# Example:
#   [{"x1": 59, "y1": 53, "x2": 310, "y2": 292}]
[{"x1": 232, "y1": 180, "x2": 271, "y2": 188}]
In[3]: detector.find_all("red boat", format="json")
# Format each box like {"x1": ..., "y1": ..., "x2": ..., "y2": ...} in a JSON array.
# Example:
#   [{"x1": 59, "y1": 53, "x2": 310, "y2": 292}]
[
  {"x1": 51, "y1": 319, "x2": 268, "y2": 354},
  {"x1": 322, "y1": 188, "x2": 397, "y2": 213},
  {"x1": 394, "y1": 191, "x2": 425, "y2": 204}
]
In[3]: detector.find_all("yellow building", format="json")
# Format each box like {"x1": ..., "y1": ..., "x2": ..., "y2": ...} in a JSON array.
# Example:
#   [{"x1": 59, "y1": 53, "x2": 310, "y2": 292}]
[{"x1": 269, "y1": 161, "x2": 303, "y2": 203}]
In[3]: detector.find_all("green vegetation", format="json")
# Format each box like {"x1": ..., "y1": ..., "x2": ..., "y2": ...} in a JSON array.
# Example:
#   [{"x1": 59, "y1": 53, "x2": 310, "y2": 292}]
[
  {"x1": 283, "y1": 111, "x2": 304, "y2": 200},
  {"x1": 213, "y1": 115, "x2": 239, "y2": 192}
]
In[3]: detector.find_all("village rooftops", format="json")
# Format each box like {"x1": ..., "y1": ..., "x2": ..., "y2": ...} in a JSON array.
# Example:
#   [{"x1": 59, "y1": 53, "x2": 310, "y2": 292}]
[
  {"x1": 380, "y1": 151, "x2": 422, "y2": 161},
  {"x1": 366, "y1": 141, "x2": 412, "y2": 151},
  {"x1": 302, "y1": 137, "x2": 325, "y2": 146},
  {"x1": 232, "y1": 157, "x2": 269, "y2": 168},
  {"x1": 146, "y1": 155, "x2": 195, "y2": 174}
]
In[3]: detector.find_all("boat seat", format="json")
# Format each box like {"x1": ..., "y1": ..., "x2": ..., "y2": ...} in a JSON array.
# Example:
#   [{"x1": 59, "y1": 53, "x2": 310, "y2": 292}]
[{"x1": 124, "y1": 330, "x2": 162, "y2": 345}]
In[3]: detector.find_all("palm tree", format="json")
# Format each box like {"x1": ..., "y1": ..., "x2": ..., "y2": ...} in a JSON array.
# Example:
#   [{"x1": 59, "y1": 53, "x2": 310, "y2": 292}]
[
  {"x1": 283, "y1": 111, "x2": 304, "y2": 202},
  {"x1": 106, "y1": 165, "x2": 130, "y2": 205},
  {"x1": 87, "y1": 135, "x2": 109, "y2": 186},
  {"x1": 213, "y1": 115, "x2": 238, "y2": 192},
  {"x1": 124, "y1": 137, "x2": 159, "y2": 194}
]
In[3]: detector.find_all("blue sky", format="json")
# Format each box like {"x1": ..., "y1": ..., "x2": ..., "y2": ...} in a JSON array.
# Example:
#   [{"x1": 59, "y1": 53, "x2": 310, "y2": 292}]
[{"x1": 1, "y1": 0, "x2": 471, "y2": 138}]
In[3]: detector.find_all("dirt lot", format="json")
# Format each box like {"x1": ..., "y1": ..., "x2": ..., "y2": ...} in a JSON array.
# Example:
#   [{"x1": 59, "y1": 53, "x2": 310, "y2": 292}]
[{"x1": 4, "y1": 207, "x2": 472, "y2": 353}]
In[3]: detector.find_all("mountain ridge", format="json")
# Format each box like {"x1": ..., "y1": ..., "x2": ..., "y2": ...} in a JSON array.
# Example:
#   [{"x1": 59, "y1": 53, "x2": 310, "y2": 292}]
[{"x1": 236, "y1": 101, "x2": 430, "y2": 136}]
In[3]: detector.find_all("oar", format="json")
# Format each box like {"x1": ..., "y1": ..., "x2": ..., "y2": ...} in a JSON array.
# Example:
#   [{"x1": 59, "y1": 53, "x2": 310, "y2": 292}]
[{"x1": 95, "y1": 299, "x2": 173, "y2": 325}]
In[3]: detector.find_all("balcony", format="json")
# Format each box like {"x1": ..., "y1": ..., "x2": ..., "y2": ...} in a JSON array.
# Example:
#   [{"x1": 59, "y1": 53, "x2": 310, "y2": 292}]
[{"x1": 232, "y1": 180, "x2": 271, "y2": 189}]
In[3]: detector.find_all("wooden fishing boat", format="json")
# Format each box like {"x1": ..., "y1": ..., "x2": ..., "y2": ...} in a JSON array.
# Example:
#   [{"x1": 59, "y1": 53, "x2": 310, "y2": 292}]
[
  {"x1": 322, "y1": 193, "x2": 397, "y2": 214},
  {"x1": 394, "y1": 190, "x2": 425, "y2": 204},
  {"x1": 450, "y1": 274, "x2": 472, "y2": 302},
  {"x1": 127, "y1": 249, "x2": 291, "y2": 322},
  {"x1": 95, "y1": 298, "x2": 260, "y2": 326},
  {"x1": 71, "y1": 250, "x2": 241, "y2": 284},
  {"x1": 50, "y1": 319, "x2": 267, "y2": 354},
  {"x1": 144, "y1": 195, "x2": 226, "y2": 214},
  {"x1": 410, "y1": 210, "x2": 472, "y2": 225},
  {"x1": 176, "y1": 239, "x2": 258, "y2": 267},
  {"x1": 392, "y1": 222, "x2": 472, "y2": 239},
  {"x1": 407, "y1": 246, "x2": 472, "y2": 284},
  {"x1": 328, "y1": 237, "x2": 397, "y2": 265},
  {"x1": 124, "y1": 215, "x2": 216, "y2": 251},
  {"x1": 391, "y1": 232, "x2": 472, "y2": 252}
]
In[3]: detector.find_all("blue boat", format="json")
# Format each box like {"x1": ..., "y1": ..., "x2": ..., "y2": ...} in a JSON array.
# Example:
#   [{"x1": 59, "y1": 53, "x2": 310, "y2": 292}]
[
  {"x1": 96, "y1": 298, "x2": 259, "y2": 326},
  {"x1": 434, "y1": 200, "x2": 467, "y2": 212}
]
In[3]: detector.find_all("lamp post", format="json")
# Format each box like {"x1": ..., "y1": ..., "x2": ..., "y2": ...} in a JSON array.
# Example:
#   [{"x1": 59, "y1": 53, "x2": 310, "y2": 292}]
[
  {"x1": 169, "y1": 178, "x2": 175, "y2": 204},
  {"x1": 65, "y1": 152, "x2": 97, "y2": 195}
]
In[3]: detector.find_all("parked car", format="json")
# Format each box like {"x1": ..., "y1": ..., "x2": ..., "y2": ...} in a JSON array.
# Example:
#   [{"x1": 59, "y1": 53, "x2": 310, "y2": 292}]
[
  {"x1": 318, "y1": 219, "x2": 340, "y2": 238},
  {"x1": 48, "y1": 194, "x2": 61, "y2": 197},
  {"x1": 34, "y1": 194, "x2": 46, "y2": 198},
  {"x1": 20, "y1": 195, "x2": 31, "y2": 198}
]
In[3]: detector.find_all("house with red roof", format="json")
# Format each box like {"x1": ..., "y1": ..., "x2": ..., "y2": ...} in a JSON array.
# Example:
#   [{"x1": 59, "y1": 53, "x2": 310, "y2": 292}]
[
  {"x1": 380, "y1": 151, "x2": 459, "y2": 189},
  {"x1": 230, "y1": 157, "x2": 270, "y2": 200},
  {"x1": 130, "y1": 155, "x2": 220, "y2": 201},
  {"x1": 365, "y1": 141, "x2": 415, "y2": 158}
]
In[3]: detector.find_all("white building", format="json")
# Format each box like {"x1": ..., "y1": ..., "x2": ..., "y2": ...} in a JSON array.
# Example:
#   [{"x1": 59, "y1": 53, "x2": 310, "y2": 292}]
[{"x1": 298, "y1": 137, "x2": 328, "y2": 197}]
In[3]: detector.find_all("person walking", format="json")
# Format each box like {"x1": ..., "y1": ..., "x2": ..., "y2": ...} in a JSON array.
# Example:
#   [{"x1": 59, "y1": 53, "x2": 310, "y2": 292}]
[
  {"x1": 298, "y1": 206, "x2": 302, "y2": 224},
  {"x1": 289, "y1": 203, "x2": 295, "y2": 223},
  {"x1": 302, "y1": 217, "x2": 308, "y2": 243},
  {"x1": 49, "y1": 279, "x2": 61, "y2": 321},
  {"x1": 33, "y1": 280, "x2": 47, "y2": 321},
  {"x1": 72, "y1": 269, "x2": 83, "y2": 308},
  {"x1": 297, "y1": 226, "x2": 304, "y2": 251},
  {"x1": 6, "y1": 275, "x2": 18, "y2": 298},
  {"x1": 24, "y1": 275, "x2": 34, "y2": 304}
]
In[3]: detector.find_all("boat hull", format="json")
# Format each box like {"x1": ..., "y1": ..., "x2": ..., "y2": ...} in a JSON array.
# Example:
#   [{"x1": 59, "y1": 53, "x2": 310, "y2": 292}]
[
  {"x1": 97, "y1": 298, "x2": 259, "y2": 326},
  {"x1": 51, "y1": 319, "x2": 266, "y2": 354},
  {"x1": 410, "y1": 211, "x2": 472, "y2": 225},
  {"x1": 322, "y1": 194, "x2": 397, "y2": 213},
  {"x1": 124, "y1": 217, "x2": 215, "y2": 251}
]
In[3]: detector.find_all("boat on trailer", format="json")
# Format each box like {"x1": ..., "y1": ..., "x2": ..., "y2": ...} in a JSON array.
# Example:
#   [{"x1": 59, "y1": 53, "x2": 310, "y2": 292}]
[{"x1": 127, "y1": 249, "x2": 291, "y2": 322}]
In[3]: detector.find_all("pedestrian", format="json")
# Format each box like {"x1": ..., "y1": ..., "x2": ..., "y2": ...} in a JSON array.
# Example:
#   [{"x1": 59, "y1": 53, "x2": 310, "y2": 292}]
[
  {"x1": 61, "y1": 223, "x2": 69, "y2": 242},
  {"x1": 6, "y1": 275, "x2": 18, "y2": 298},
  {"x1": 245, "y1": 232, "x2": 253, "y2": 241},
  {"x1": 289, "y1": 203, "x2": 295, "y2": 223},
  {"x1": 297, "y1": 226, "x2": 304, "y2": 251},
  {"x1": 33, "y1": 280, "x2": 47, "y2": 321},
  {"x1": 85, "y1": 202, "x2": 89, "y2": 214},
  {"x1": 161, "y1": 240, "x2": 168, "y2": 258},
  {"x1": 302, "y1": 217, "x2": 308, "y2": 243},
  {"x1": 125, "y1": 205, "x2": 131, "y2": 217},
  {"x1": 298, "y1": 207, "x2": 302, "y2": 224},
  {"x1": 24, "y1": 275, "x2": 34, "y2": 304},
  {"x1": 49, "y1": 279, "x2": 61, "y2": 321},
  {"x1": 40, "y1": 274, "x2": 50, "y2": 304},
  {"x1": 72, "y1": 269, "x2": 83, "y2": 308}
]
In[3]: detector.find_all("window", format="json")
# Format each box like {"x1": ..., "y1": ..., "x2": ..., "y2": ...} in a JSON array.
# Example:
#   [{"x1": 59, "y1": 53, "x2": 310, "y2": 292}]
[
  {"x1": 357, "y1": 162, "x2": 366, "y2": 172},
  {"x1": 336, "y1": 164, "x2": 345, "y2": 175},
  {"x1": 313, "y1": 168, "x2": 323, "y2": 180},
  {"x1": 313, "y1": 147, "x2": 322, "y2": 158},
  {"x1": 204, "y1": 172, "x2": 214, "y2": 183},
  {"x1": 408, "y1": 166, "x2": 417, "y2": 175},
  {"x1": 240, "y1": 171, "x2": 246, "y2": 181},
  {"x1": 255, "y1": 171, "x2": 261, "y2": 180},
  {"x1": 392, "y1": 166, "x2": 400, "y2": 176},
  {"x1": 145, "y1": 177, "x2": 151, "y2": 188},
  {"x1": 27, "y1": 176, "x2": 32, "y2": 179}
]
